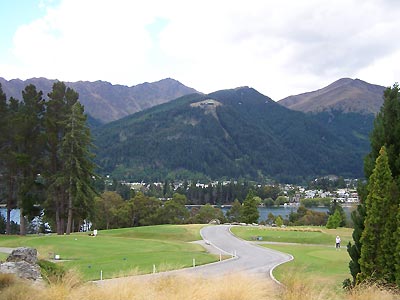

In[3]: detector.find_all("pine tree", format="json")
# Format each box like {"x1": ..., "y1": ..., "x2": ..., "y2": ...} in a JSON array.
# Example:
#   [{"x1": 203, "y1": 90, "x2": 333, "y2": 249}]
[
  {"x1": 359, "y1": 146, "x2": 394, "y2": 282},
  {"x1": 0, "y1": 85, "x2": 14, "y2": 234},
  {"x1": 2, "y1": 96, "x2": 20, "y2": 234},
  {"x1": 15, "y1": 85, "x2": 46, "y2": 235},
  {"x1": 44, "y1": 82, "x2": 79, "y2": 234},
  {"x1": 62, "y1": 102, "x2": 97, "y2": 234}
]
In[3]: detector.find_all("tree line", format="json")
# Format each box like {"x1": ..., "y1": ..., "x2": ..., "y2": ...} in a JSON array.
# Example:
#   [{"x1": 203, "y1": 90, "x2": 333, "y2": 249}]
[
  {"x1": 92, "y1": 190, "x2": 263, "y2": 229},
  {"x1": 346, "y1": 84, "x2": 400, "y2": 288},
  {"x1": 0, "y1": 82, "x2": 96, "y2": 235}
]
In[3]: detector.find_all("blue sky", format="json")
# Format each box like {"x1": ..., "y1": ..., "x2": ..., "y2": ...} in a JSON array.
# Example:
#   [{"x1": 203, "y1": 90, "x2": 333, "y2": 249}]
[
  {"x1": 0, "y1": 2, "x2": 40, "y2": 56},
  {"x1": 1, "y1": 0, "x2": 399, "y2": 100}
]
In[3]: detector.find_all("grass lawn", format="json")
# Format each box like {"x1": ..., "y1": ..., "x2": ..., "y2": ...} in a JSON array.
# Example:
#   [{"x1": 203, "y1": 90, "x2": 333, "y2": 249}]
[
  {"x1": 231, "y1": 226, "x2": 353, "y2": 246},
  {"x1": 266, "y1": 244, "x2": 350, "y2": 292},
  {"x1": 0, "y1": 224, "x2": 217, "y2": 281},
  {"x1": 231, "y1": 226, "x2": 353, "y2": 293}
]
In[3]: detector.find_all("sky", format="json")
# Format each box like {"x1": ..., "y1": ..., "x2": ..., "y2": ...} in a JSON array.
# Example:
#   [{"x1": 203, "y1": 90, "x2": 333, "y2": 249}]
[{"x1": 1, "y1": 0, "x2": 400, "y2": 100}]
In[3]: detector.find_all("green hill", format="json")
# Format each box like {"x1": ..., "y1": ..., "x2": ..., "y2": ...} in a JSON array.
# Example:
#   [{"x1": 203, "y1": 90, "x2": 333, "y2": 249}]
[{"x1": 93, "y1": 87, "x2": 373, "y2": 183}]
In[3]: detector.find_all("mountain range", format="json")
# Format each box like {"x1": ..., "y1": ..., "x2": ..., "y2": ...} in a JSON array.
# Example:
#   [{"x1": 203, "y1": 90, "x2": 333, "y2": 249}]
[
  {"x1": 0, "y1": 77, "x2": 197, "y2": 123},
  {"x1": 0, "y1": 76, "x2": 386, "y2": 183}
]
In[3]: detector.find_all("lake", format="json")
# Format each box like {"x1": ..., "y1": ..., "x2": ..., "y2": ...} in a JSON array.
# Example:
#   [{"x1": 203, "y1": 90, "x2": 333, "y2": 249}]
[
  {"x1": 220, "y1": 205, "x2": 331, "y2": 222},
  {"x1": 1, "y1": 205, "x2": 355, "y2": 225}
]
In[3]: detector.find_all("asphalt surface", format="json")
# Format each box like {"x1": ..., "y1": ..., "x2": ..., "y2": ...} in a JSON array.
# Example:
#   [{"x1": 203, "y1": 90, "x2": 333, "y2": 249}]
[{"x1": 183, "y1": 225, "x2": 293, "y2": 279}]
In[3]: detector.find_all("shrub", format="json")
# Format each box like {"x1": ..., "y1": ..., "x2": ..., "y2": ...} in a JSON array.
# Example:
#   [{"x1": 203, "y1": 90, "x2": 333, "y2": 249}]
[{"x1": 38, "y1": 259, "x2": 66, "y2": 284}]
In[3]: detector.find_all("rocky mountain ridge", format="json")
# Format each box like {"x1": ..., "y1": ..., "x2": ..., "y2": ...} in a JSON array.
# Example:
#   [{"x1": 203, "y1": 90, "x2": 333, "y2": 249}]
[
  {"x1": 0, "y1": 77, "x2": 198, "y2": 123},
  {"x1": 279, "y1": 78, "x2": 385, "y2": 115}
]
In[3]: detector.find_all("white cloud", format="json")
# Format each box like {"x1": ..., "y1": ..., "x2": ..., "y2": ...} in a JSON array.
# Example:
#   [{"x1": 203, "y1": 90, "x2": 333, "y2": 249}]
[{"x1": 1, "y1": 0, "x2": 400, "y2": 99}]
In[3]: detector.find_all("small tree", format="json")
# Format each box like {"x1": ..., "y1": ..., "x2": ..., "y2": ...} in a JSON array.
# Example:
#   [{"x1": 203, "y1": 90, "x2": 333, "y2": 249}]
[
  {"x1": 241, "y1": 190, "x2": 259, "y2": 224},
  {"x1": 226, "y1": 199, "x2": 242, "y2": 222},
  {"x1": 326, "y1": 210, "x2": 341, "y2": 229},
  {"x1": 191, "y1": 204, "x2": 225, "y2": 224},
  {"x1": 157, "y1": 193, "x2": 189, "y2": 224},
  {"x1": 275, "y1": 216, "x2": 283, "y2": 227}
]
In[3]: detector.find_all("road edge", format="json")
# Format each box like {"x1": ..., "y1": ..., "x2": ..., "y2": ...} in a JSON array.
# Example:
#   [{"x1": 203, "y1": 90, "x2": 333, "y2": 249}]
[{"x1": 227, "y1": 225, "x2": 294, "y2": 286}]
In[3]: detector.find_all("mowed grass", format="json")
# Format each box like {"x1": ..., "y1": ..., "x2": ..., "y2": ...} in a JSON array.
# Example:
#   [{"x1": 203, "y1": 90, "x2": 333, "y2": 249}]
[
  {"x1": 0, "y1": 224, "x2": 217, "y2": 281},
  {"x1": 231, "y1": 226, "x2": 353, "y2": 293},
  {"x1": 267, "y1": 244, "x2": 350, "y2": 292},
  {"x1": 231, "y1": 225, "x2": 353, "y2": 246}
]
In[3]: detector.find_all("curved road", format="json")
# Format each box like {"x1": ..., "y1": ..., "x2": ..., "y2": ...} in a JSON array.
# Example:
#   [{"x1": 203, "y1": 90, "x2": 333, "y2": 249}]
[{"x1": 184, "y1": 225, "x2": 292, "y2": 279}]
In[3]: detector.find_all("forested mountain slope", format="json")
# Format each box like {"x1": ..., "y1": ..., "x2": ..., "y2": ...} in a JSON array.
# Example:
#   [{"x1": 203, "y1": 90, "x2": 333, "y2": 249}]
[{"x1": 94, "y1": 87, "x2": 372, "y2": 183}]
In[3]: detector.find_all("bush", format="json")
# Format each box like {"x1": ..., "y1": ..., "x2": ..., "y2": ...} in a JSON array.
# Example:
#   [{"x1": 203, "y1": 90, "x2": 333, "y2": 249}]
[{"x1": 38, "y1": 259, "x2": 66, "y2": 284}]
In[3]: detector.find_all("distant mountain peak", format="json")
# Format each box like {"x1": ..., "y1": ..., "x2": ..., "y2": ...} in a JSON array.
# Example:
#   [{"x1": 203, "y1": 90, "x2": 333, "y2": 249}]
[
  {"x1": 278, "y1": 78, "x2": 385, "y2": 115},
  {"x1": 0, "y1": 77, "x2": 198, "y2": 123}
]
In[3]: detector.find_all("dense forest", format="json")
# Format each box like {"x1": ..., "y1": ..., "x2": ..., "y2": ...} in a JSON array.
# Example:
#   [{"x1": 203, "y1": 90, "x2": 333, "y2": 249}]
[{"x1": 94, "y1": 87, "x2": 373, "y2": 183}]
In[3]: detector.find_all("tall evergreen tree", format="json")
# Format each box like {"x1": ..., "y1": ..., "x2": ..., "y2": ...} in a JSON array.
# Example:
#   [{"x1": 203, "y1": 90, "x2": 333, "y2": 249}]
[
  {"x1": 15, "y1": 85, "x2": 46, "y2": 235},
  {"x1": 396, "y1": 208, "x2": 400, "y2": 286},
  {"x1": 62, "y1": 102, "x2": 97, "y2": 234},
  {"x1": 348, "y1": 83, "x2": 400, "y2": 287},
  {"x1": 347, "y1": 200, "x2": 366, "y2": 285},
  {"x1": 2, "y1": 97, "x2": 20, "y2": 234},
  {"x1": 364, "y1": 83, "x2": 400, "y2": 182},
  {"x1": 359, "y1": 146, "x2": 395, "y2": 282},
  {"x1": 44, "y1": 82, "x2": 79, "y2": 234},
  {"x1": 0, "y1": 85, "x2": 14, "y2": 234}
]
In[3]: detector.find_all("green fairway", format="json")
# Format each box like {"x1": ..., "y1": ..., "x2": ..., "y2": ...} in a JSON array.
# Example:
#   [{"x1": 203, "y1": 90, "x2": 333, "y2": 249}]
[
  {"x1": 231, "y1": 226, "x2": 353, "y2": 246},
  {"x1": 266, "y1": 244, "x2": 350, "y2": 292},
  {"x1": 0, "y1": 225, "x2": 217, "y2": 280}
]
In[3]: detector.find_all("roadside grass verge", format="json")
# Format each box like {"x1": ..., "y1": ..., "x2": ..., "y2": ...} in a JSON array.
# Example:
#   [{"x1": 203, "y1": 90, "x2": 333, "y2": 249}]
[{"x1": 0, "y1": 224, "x2": 217, "y2": 281}]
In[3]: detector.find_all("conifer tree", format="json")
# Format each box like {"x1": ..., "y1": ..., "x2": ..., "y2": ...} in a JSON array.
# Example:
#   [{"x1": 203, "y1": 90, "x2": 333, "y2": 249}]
[
  {"x1": 348, "y1": 83, "x2": 400, "y2": 287},
  {"x1": 347, "y1": 202, "x2": 365, "y2": 285},
  {"x1": 62, "y1": 102, "x2": 97, "y2": 234},
  {"x1": 0, "y1": 85, "x2": 13, "y2": 234},
  {"x1": 2, "y1": 96, "x2": 20, "y2": 234},
  {"x1": 359, "y1": 146, "x2": 394, "y2": 282},
  {"x1": 396, "y1": 209, "x2": 400, "y2": 286},
  {"x1": 365, "y1": 83, "x2": 400, "y2": 183},
  {"x1": 44, "y1": 82, "x2": 80, "y2": 234},
  {"x1": 15, "y1": 85, "x2": 46, "y2": 235}
]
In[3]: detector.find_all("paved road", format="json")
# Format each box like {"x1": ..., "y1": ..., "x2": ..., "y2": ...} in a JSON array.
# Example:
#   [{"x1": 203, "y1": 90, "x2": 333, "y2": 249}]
[
  {"x1": 183, "y1": 225, "x2": 293, "y2": 279},
  {"x1": 0, "y1": 247, "x2": 15, "y2": 254}
]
